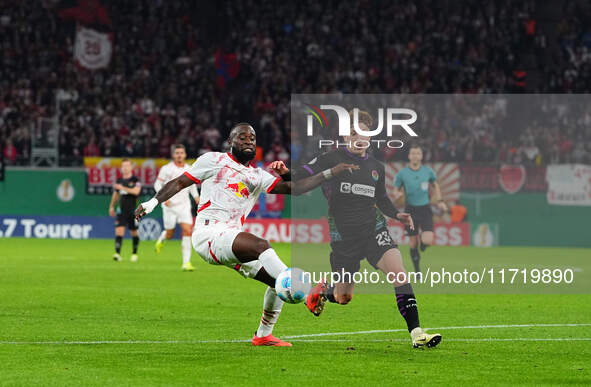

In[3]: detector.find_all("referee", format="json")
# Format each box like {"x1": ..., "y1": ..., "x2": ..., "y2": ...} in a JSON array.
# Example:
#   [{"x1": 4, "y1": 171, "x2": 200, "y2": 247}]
[{"x1": 393, "y1": 145, "x2": 447, "y2": 273}]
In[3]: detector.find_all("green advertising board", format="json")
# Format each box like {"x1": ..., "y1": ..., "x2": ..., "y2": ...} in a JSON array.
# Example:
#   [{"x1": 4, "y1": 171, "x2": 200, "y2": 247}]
[
  {"x1": 461, "y1": 192, "x2": 591, "y2": 248},
  {"x1": 0, "y1": 169, "x2": 161, "y2": 218},
  {"x1": 2, "y1": 169, "x2": 590, "y2": 247}
]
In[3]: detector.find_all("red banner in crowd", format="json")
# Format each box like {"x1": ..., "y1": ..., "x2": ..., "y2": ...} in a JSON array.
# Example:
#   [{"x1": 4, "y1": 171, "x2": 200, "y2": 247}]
[
  {"x1": 214, "y1": 49, "x2": 240, "y2": 88},
  {"x1": 461, "y1": 165, "x2": 546, "y2": 192},
  {"x1": 56, "y1": 0, "x2": 112, "y2": 26},
  {"x1": 498, "y1": 164, "x2": 526, "y2": 194}
]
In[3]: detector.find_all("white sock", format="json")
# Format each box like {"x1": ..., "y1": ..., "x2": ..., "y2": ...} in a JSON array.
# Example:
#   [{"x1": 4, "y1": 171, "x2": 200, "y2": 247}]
[
  {"x1": 410, "y1": 327, "x2": 424, "y2": 339},
  {"x1": 157, "y1": 230, "x2": 167, "y2": 244},
  {"x1": 258, "y1": 248, "x2": 287, "y2": 278},
  {"x1": 181, "y1": 236, "x2": 191, "y2": 265},
  {"x1": 256, "y1": 287, "x2": 284, "y2": 338}
]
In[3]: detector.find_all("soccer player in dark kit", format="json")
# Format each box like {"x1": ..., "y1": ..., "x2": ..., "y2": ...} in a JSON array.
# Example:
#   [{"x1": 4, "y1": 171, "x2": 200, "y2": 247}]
[
  {"x1": 288, "y1": 110, "x2": 442, "y2": 348},
  {"x1": 108, "y1": 158, "x2": 141, "y2": 262}
]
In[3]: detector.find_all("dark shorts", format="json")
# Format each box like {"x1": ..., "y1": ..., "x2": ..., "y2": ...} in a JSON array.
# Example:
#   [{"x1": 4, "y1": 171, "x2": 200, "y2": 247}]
[
  {"x1": 405, "y1": 204, "x2": 434, "y2": 236},
  {"x1": 330, "y1": 226, "x2": 398, "y2": 275},
  {"x1": 115, "y1": 211, "x2": 139, "y2": 230}
]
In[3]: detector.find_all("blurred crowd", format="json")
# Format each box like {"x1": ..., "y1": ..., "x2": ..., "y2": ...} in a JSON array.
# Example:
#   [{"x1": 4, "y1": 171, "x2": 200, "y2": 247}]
[
  {"x1": 408, "y1": 95, "x2": 591, "y2": 165},
  {"x1": 1, "y1": 0, "x2": 590, "y2": 166}
]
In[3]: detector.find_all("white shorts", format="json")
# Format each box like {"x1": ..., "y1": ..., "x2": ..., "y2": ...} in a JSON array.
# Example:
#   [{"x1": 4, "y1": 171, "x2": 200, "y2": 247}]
[
  {"x1": 192, "y1": 219, "x2": 262, "y2": 279},
  {"x1": 162, "y1": 203, "x2": 193, "y2": 230}
]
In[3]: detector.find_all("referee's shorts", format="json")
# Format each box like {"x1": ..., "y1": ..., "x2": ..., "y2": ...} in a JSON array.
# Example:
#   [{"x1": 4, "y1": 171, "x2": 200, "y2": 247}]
[{"x1": 404, "y1": 204, "x2": 433, "y2": 236}]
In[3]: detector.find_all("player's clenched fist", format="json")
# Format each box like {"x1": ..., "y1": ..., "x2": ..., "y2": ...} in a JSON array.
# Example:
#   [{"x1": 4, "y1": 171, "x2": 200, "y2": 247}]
[{"x1": 269, "y1": 160, "x2": 289, "y2": 175}]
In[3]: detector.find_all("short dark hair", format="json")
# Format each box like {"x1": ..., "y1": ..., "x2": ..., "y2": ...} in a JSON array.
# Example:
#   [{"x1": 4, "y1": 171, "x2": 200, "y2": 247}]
[
  {"x1": 121, "y1": 158, "x2": 131, "y2": 163},
  {"x1": 409, "y1": 143, "x2": 422, "y2": 151},
  {"x1": 228, "y1": 123, "x2": 254, "y2": 140}
]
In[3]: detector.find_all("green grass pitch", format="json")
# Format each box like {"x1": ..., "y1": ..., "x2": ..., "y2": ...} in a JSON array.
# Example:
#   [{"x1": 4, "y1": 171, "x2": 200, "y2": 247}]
[{"x1": 1, "y1": 238, "x2": 590, "y2": 386}]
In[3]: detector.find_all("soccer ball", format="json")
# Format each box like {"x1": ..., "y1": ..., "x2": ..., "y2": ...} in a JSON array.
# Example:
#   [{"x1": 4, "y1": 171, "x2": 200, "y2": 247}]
[{"x1": 275, "y1": 268, "x2": 312, "y2": 304}]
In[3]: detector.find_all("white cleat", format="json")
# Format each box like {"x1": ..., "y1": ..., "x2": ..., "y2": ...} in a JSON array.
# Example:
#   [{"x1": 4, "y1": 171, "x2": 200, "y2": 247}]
[
  {"x1": 113, "y1": 253, "x2": 122, "y2": 262},
  {"x1": 411, "y1": 328, "x2": 442, "y2": 349},
  {"x1": 130, "y1": 254, "x2": 138, "y2": 262}
]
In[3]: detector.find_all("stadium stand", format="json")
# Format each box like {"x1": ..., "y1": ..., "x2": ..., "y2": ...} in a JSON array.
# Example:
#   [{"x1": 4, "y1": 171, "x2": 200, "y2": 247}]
[{"x1": 1, "y1": 0, "x2": 590, "y2": 166}]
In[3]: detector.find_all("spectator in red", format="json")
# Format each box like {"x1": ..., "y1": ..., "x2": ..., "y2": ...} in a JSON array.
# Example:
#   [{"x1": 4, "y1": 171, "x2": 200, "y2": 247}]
[
  {"x1": 158, "y1": 130, "x2": 174, "y2": 158},
  {"x1": 3, "y1": 139, "x2": 17, "y2": 165},
  {"x1": 559, "y1": 138, "x2": 573, "y2": 160},
  {"x1": 84, "y1": 136, "x2": 100, "y2": 157}
]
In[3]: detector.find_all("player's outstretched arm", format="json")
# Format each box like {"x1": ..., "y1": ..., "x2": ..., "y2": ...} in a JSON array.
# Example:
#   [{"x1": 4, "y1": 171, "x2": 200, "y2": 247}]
[
  {"x1": 135, "y1": 174, "x2": 194, "y2": 220},
  {"x1": 269, "y1": 162, "x2": 359, "y2": 196}
]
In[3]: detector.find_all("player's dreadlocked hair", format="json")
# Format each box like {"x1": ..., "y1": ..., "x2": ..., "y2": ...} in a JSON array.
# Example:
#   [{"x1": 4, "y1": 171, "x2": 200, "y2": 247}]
[
  {"x1": 348, "y1": 109, "x2": 373, "y2": 129},
  {"x1": 228, "y1": 122, "x2": 254, "y2": 140}
]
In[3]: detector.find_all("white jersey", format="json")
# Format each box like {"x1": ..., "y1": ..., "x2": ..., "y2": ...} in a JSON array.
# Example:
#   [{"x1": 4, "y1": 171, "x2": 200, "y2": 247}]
[
  {"x1": 155, "y1": 161, "x2": 199, "y2": 207},
  {"x1": 184, "y1": 152, "x2": 280, "y2": 228}
]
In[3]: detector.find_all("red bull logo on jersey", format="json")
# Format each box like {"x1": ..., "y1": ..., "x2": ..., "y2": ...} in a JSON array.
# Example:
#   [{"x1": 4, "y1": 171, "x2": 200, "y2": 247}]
[{"x1": 227, "y1": 181, "x2": 250, "y2": 198}]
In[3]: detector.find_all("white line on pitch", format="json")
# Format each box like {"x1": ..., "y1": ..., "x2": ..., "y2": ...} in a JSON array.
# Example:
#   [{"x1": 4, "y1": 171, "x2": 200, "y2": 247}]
[
  {"x1": 1, "y1": 323, "x2": 589, "y2": 345},
  {"x1": 282, "y1": 323, "x2": 591, "y2": 339},
  {"x1": 0, "y1": 339, "x2": 251, "y2": 345},
  {"x1": 288, "y1": 338, "x2": 591, "y2": 343}
]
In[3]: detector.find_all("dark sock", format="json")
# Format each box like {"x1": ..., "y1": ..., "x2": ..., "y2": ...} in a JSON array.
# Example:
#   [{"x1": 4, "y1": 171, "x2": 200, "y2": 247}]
[
  {"x1": 132, "y1": 236, "x2": 139, "y2": 254},
  {"x1": 323, "y1": 286, "x2": 338, "y2": 303},
  {"x1": 420, "y1": 242, "x2": 430, "y2": 252},
  {"x1": 395, "y1": 283, "x2": 420, "y2": 332},
  {"x1": 115, "y1": 236, "x2": 122, "y2": 253},
  {"x1": 410, "y1": 247, "x2": 420, "y2": 260}
]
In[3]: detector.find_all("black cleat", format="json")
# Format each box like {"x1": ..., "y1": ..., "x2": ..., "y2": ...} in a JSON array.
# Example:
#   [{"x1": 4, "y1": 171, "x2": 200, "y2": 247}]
[
  {"x1": 419, "y1": 242, "x2": 429, "y2": 252},
  {"x1": 411, "y1": 252, "x2": 421, "y2": 273}
]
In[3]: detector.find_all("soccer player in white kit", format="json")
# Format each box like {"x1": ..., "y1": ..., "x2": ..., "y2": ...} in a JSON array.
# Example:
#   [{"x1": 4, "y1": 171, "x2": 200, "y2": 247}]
[
  {"x1": 154, "y1": 144, "x2": 200, "y2": 271},
  {"x1": 135, "y1": 123, "x2": 357, "y2": 346}
]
